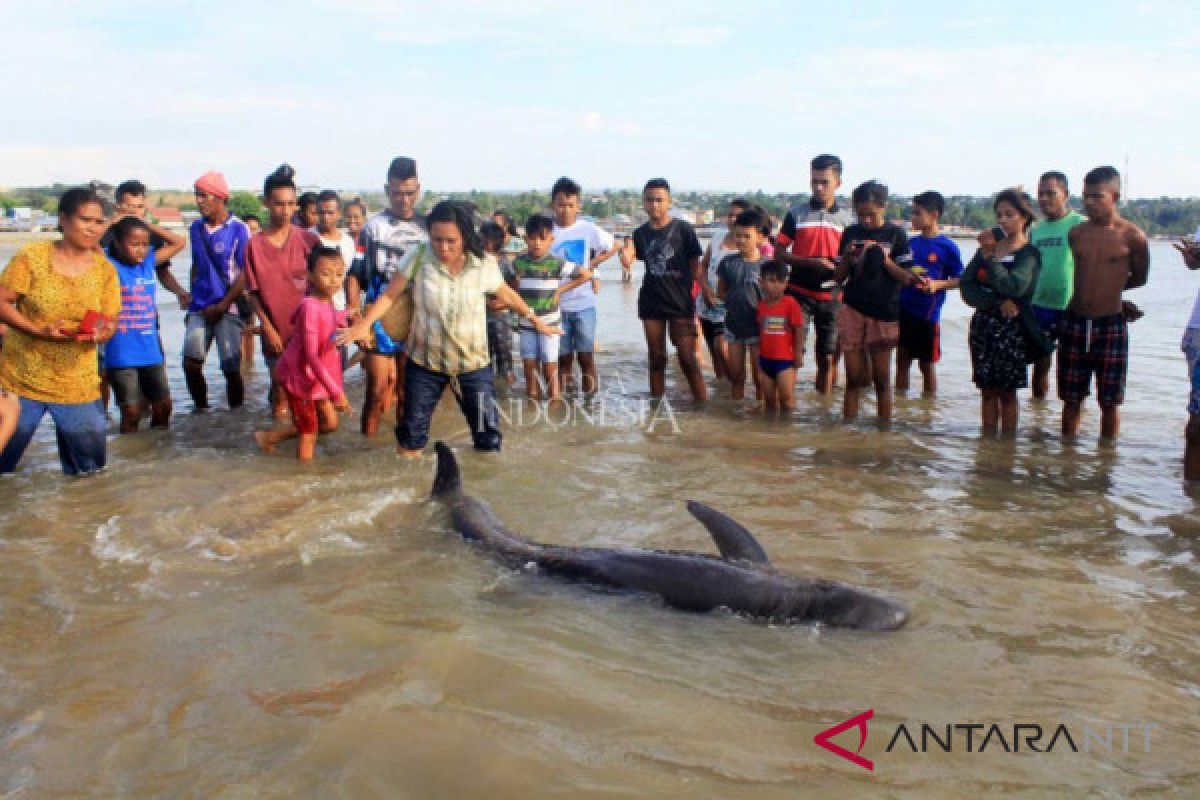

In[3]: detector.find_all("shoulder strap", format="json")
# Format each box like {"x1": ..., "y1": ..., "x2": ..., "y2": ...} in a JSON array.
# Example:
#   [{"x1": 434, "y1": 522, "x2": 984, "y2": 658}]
[
  {"x1": 199, "y1": 221, "x2": 232, "y2": 292},
  {"x1": 412, "y1": 243, "x2": 425, "y2": 281}
]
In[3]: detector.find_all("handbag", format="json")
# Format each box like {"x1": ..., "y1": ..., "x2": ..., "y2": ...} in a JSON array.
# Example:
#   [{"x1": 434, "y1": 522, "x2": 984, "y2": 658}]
[
  {"x1": 376, "y1": 244, "x2": 425, "y2": 344},
  {"x1": 1019, "y1": 307, "x2": 1055, "y2": 364}
]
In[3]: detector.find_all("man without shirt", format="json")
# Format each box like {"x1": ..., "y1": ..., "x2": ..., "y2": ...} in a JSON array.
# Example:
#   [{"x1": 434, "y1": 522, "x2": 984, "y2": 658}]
[{"x1": 1059, "y1": 166, "x2": 1150, "y2": 440}]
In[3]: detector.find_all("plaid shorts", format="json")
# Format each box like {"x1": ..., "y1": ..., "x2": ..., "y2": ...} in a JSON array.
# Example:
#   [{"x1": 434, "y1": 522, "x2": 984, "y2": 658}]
[{"x1": 1057, "y1": 312, "x2": 1127, "y2": 406}]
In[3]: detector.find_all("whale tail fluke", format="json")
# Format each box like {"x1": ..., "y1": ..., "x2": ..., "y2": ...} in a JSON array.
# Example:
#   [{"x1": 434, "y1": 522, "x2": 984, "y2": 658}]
[{"x1": 432, "y1": 442, "x2": 462, "y2": 497}]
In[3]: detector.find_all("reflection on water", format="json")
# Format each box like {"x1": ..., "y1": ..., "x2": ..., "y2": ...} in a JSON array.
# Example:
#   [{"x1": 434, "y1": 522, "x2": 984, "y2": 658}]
[{"x1": 1, "y1": 242, "x2": 1198, "y2": 796}]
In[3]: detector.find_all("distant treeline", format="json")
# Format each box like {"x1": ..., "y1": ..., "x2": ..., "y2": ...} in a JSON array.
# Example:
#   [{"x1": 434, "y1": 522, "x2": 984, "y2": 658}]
[
  {"x1": 4, "y1": 185, "x2": 1198, "y2": 235},
  {"x1": 430, "y1": 189, "x2": 1200, "y2": 236}
]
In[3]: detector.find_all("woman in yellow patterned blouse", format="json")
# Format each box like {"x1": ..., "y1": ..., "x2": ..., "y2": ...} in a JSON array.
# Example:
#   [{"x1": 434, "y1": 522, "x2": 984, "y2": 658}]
[{"x1": 0, "y1": 188, "x2": 121, "y2": 475}]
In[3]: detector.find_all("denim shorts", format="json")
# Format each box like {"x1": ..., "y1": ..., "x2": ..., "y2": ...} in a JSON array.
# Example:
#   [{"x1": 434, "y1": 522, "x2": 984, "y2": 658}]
[
  {"x1": 560, "y1": 307, "x2": 597, "y2": 354},
  {"x1": 519, "y1": 328, "x2": 561, "y2": 363},
  {"x1": 183, "y1": 311, "x2": 244, "y2": 373},
  {"x1": 1183, "y1": 328, "x2": 1200, "y2": 415}
]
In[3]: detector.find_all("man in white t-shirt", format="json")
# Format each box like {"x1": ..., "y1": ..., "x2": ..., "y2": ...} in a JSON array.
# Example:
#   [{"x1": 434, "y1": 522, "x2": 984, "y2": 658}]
[
  {"x1": 312, "y1": 189, "x2": 355, "y2": 312},
  {"x1": 1178, "y1": 226, "x2": 1200, "y2": 480},
  {"x1": 550, "y1": 177, "x2": 616, "y2": 396}
]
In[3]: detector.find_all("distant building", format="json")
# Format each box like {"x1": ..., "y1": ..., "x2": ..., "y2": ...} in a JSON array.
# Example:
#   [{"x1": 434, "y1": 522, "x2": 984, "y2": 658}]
[{"x1": 149, "y1": 207, "x2": 184, "y2": 228}]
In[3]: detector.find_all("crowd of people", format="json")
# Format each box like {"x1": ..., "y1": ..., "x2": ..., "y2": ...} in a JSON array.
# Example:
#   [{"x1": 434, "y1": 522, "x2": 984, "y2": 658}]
[{"x1": 1, "y1": 152, "x2": 1194, "y2": 480}]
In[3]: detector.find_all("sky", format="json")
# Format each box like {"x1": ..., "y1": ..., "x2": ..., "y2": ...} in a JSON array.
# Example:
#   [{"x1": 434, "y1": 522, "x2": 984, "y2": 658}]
[{"x1": 1, "y1": 0, "x2": 1198, "y2": 197}]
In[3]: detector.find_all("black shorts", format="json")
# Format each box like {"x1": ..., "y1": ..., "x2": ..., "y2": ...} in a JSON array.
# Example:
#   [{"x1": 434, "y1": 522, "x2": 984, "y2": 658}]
[
  {"x1": 699, "y1": 317, "x2": 724, "y2": 347},
  {"x1": 898, "y1": 311, "x2": 941, "y2": 363},
  {"x1": 638, "y1": 303, "x2": 696, "y2": 322},
  {"x1": 637, "y1": 286, "x2": 695, "y2": 321},
  {"x1": 788, "y1": 291, "x2": 839, "y2": 356},
  {"x1": 108, "y1": 364, "x2": 171, "y2": 408}
]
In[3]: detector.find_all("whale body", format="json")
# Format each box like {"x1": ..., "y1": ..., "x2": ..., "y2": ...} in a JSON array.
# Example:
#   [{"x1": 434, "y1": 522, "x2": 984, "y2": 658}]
[{"x1": 432, "y1": 442, "x2": 908, "y2": 631}]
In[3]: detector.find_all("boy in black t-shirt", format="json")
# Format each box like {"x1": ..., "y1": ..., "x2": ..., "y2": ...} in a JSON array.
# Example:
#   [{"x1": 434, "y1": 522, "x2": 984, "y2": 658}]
[
  {"x1": 618, "y1": 178, "x2": 706, "y2": 401},
  {"x1": 834, "y1": 181, "x2": 919, "y2": 423}
]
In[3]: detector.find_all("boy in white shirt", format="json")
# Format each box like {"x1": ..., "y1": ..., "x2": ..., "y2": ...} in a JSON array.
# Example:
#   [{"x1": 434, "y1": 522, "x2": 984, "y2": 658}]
[{"x1": 550, "y1": 177, "x2": 617, "y2": 397}]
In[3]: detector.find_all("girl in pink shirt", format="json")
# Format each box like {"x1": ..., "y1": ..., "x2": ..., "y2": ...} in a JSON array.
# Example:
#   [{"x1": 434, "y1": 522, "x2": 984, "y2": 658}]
[{"x1": 255, "y1": 247, "x2": 350, "y2": 461}]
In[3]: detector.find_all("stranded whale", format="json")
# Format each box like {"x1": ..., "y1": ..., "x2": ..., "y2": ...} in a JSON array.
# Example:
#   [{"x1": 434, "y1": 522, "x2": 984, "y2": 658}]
[{"x1": 431, "y1": 442, "x2": 908, "y2": 631}]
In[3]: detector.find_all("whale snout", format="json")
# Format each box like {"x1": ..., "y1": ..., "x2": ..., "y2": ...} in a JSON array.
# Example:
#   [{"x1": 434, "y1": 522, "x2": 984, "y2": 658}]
[
  {"x1": 868, "y1": 602, "x2": 909, "y2": 632},
  {"x1": 822, "y1": 588, "x2": 910, "y2": 631}
]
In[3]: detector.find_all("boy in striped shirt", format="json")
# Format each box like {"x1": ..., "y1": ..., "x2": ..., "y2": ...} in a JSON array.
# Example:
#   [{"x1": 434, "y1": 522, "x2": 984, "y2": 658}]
[{"x1": 514, "y1": 214, "x2": 592, "y2": 403}]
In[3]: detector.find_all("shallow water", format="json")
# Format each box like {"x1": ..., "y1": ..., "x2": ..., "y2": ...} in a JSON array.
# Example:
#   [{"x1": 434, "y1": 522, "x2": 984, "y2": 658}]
[{"x1": 1, "y1": 241, "x2": 1198, "y2": 797}]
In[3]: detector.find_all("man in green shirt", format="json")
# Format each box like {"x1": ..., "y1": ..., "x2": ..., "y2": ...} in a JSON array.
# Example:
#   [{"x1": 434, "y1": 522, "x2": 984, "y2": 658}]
[{"x1": 1030, "y1": 171, "x2": 1086, "y2": 398}]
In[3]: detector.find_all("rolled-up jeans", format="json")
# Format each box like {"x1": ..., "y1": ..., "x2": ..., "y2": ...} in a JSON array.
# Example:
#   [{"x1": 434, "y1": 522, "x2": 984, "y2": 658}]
[
  {"x1": 396, "y1": 361, "x2": 501, "y2": 452},
  {"x1": 0, "y1": 396, "x2": 107, "y2": 475},
  {"x1": 182, "y1": 311, "x2": 244, "y2": 373}
]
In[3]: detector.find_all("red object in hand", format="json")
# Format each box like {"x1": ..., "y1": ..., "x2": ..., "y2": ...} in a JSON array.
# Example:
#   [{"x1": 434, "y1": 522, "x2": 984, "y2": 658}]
[
  {"x1": 977, "y1": 268, "x2": 988, "y2": 282},
  {"x1": 74, "y1": 310, "x2": 108, "y2": 340}
]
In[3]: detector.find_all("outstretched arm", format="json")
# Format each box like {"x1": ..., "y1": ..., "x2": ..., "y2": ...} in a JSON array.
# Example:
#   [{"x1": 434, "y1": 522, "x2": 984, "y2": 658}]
[
  {"x1": 495, "y1": 283, "x2": 562, "y2": 336},
  {"x1": 554, "y1": 264, "x2": 594, "y2": 300},
  {"x1": 336, "y1": 272, "x2": 410, "y2": 345}
]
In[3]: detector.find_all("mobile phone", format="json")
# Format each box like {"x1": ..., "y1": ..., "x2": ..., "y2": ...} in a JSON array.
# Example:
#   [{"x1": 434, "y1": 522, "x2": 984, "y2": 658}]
[{"x1": 989, "y1": 226, "x2": 1007, "y2": 242}]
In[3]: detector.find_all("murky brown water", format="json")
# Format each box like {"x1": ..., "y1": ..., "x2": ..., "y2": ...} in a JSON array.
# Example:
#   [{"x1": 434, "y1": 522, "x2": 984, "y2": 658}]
[{"x1": 1, "y1": 241, "x2": 1198, "y2": 797}]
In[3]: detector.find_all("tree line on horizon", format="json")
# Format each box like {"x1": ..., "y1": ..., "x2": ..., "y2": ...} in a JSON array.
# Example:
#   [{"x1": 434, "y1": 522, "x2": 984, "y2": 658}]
[{"x1": 3, "y1": 183, "x2": 1198, "y2": 235}]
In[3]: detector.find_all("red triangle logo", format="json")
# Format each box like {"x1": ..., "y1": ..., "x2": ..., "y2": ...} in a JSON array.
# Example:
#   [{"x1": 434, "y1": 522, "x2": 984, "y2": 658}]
[{"x1": 813, "y1": 709, "x2": 875, "y2": 771}]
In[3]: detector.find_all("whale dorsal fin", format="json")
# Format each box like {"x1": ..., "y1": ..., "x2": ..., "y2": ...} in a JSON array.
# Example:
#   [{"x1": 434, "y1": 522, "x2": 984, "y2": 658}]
[{"x1": 685, "y1": 501, "x2": 770, "y2": 565}]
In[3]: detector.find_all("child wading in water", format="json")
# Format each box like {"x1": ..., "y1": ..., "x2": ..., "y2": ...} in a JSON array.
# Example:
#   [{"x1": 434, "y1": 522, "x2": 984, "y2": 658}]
[
  {"x1": 756, "y1": 260, "x2": 805, "y2": 413},
  {"x1": 514, "y1": 214, "x2": 592, "y2": 403},
  {"x1": 717, "y1": 208, "x2": 769, "y2": 403},
  {"x1": 103, "y1": 216, "x2": 187, "y2": 432},
  {"x1": 256, "y1": 247, "x2": 351, "y2": 460}
]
